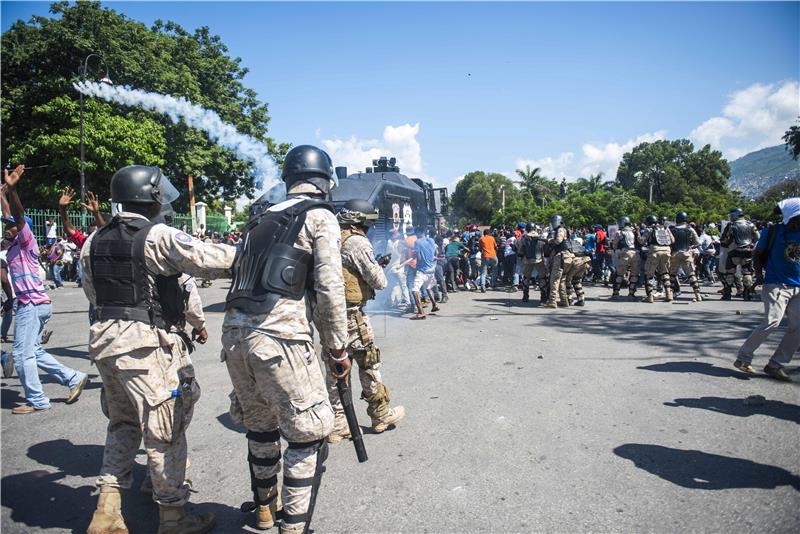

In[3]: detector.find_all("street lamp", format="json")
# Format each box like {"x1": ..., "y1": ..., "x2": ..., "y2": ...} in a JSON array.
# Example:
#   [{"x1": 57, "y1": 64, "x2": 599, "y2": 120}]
[
  {"x1": 78, "y1": 53, "x2": 112, "y2": 228},
  {"x1": 499, "y1": 184, "x2": 506, "y2": 213}
]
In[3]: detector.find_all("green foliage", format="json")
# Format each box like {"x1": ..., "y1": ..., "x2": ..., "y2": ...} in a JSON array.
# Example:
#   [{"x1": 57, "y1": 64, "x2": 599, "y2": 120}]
[
  {"x1": 451, "y1": 171, "x2": 519, "y2": 223},
  {"x1": 1, "y1": 1, "x2": 289, "y2": 209},
  {"x1": 783, "y1": 120, "x2": 800, "y2": 160}
]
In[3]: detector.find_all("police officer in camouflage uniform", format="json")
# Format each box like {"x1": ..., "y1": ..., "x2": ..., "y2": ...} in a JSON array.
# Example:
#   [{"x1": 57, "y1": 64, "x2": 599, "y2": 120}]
[
  {"x1": 542, "y1": 215, "x2": 573, "y2": 309},
  {"x1": 83, "y1": 166, "x2": 236, "y2": 534},
  {"x1": 564, "y1": 250, "x2": 591, "y2": 306},
  {"x1": 719, "y1": 208, "x2": 760, "y2": 301},
  {"x1": 611, "y1": 216, "x2": 641, "y2": 301},
  {"x1": 221, "y1": 145, "x2": 349, "y2": 534},
  {"x1": 669, "y1": 211, "x2": 703, "y2": 302},
  {"x1": 639, "y1": 214, "x2": 673, "y2": 303},
  {"x1": 326, "y1": 199, "x2": 406, "y2": 443},
  {"x1": 517, "y1": 223, "x2": 548, "y2": 303}
]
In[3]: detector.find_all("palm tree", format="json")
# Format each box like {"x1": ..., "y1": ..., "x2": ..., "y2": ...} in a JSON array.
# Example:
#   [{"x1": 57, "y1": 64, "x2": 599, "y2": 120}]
[
  {"x1": 574, "y1": 172, "x2": 605, "y2": 194},
  {"x1": 515, "y1": 165, "x2": 548, "y2": 203}
]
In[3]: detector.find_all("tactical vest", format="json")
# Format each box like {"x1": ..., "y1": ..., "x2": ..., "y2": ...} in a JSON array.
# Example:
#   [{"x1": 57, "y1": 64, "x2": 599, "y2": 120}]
[
  {"x1": 341, "y1": 229, "x2": 376, "y2": 305},
  {"x1": 671, "y1": 225, "x2": 691, "y2": 252},
  {"x1": 619, "y1": 228, "x2": 636, "y2": 250},
  {"x1": 557, "y1": 229, "x2": 571, "y2": 253},
  {"x1": 523, "y1": 234, "x2": 544, "y2": 261},
  {"x1": 731, "y1": 220, "x2": 755, "y2": 248},
  {"x1": 90, "y1": 217, "x2": 185, "y2": 329},
  {"x1": 225, "y1": 198, "x2": 333, "y2": 314},
  {"x1": 649, "y1": 226, "x2": 671, "y2": 247}
]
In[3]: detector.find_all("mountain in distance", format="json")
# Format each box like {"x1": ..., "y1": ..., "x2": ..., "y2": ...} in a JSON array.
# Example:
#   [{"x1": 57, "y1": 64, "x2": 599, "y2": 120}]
[{"x1": 728, "y1": 145, "x2": 800, "y2": 199}]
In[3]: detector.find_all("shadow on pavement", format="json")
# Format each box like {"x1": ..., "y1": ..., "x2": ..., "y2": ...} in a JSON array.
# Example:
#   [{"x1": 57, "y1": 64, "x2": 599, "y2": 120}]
[
  {"x1": 202, "y1": 301, "x2": 226, "y2": 313},
  {"x1": 664, "y1": 396, "x2": 800, "y2": 424},
  {"x1": 614, "y1": 443, "x2": 800, "y2": 490},
  {"x1": 217, "y1": 412, "x2": 245, "y2": 434},
  {"x1": 638, "y1": 361, "x2": 754, "y2": 380}
]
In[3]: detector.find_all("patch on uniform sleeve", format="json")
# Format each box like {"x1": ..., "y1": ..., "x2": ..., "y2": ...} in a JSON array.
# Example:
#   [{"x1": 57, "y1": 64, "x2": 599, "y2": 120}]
[{"x1": 175, "y1": 232, "x2": 194, "y2": 245}]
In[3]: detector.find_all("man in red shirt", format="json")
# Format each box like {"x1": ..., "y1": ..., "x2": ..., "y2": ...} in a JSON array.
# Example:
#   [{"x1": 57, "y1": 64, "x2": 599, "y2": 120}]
[
  {"x1": 594, "y1": 225, "x2": 607, "y2": 282},
  {"x1": 58, "y1": 188, "x2": 105, "y2": 286}
]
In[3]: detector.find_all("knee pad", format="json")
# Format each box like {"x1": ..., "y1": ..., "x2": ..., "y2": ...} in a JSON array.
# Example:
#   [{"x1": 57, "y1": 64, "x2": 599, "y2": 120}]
[
  {"x1": 282, "y1": 439, "x2": 328, "y2": 529},
  {"x1": 245, "y1": 429, "x2": 281, "y2": 508}
]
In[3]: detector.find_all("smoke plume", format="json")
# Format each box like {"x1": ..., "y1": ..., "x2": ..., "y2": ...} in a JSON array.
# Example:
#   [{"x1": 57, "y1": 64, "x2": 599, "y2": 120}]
[{"x1": 73, "y1": 81, "x2": 285, "y2": 202}]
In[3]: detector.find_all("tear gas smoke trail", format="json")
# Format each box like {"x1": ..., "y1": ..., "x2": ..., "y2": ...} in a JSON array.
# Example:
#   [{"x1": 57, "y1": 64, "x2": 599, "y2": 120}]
[{"x1": 73, "y1": 81, "x2": 286, "y2": 202}]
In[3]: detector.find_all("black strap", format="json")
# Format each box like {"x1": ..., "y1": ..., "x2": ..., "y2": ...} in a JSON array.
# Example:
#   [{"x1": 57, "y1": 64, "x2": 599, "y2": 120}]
[
  {"x1": 283, "y1": 476, "x2": 315, "y2": 488},
  {"x1": 282, "y1": 512, "x2": 310, "y2": 524},
  {"x1": 248, "y1": 453, "x2": 280, "y2": 467},
  {"x1": 247, "y1": 429, "x2": 280, "y2": 443},
  {"x1": 94, "y1": 306, "x2": 167, "y2": 329},
  {"x1": 287, "y1": 438, "x2": 324, "y2": 449},
  {"x1": 251, "y1": 474, "x2": 278, "y2": 489}
]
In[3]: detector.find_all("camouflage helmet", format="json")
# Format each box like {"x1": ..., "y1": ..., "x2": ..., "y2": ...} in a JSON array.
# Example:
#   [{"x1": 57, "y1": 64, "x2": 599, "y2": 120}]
[{"x1": 337, "y1": 198, "x2": 378, "y2": 227}]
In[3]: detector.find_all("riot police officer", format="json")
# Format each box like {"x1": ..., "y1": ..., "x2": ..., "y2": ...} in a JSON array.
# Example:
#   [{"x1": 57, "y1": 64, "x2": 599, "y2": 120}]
[
  {"x1": 542, "y1": 215, "x2": 573, "y2": 308},
  {"x1": 639, "y1": 214, "x2": 673, "y2": 303},
  {"x1": 517, "y1": 223, "x2": 547, "y2": 303},
  {"x1": 327, "y1": 199, "x2": 405, "y2": 443},
  {"x1": 719, "y1": 208, "x2": 760, "y2": 300},
  {"x1": 669, "y1": 211, "x2": 703, "y2": 302},
  {"x1": 612, "y1": 216, "x2": 641, "y2": 301},
  {"x1": 221, "y1": 145, "x2": 349, "y2": 534},
  {"x1": 84, "y1": 166, "x2": 236, "y2": 534}
]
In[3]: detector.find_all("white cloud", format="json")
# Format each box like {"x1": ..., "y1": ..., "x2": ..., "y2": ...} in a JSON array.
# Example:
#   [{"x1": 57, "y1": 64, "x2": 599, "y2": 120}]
[
  {"x1": 579, "y1": 131, "x2": 668, "y2": 178},
  {"x1": 322, "y1": 123, "x2": 427, "y2": 179},
  {"x1": 690, "y1": 80, "x2": 799, "y2": 158},
  {"x1": 515, "y1": 152, "x2": 575, "y2": 180}
]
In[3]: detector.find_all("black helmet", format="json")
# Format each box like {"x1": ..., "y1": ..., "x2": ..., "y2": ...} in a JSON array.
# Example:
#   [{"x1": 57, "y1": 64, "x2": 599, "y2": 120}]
[
  {"x1": 645, "y1": 215, "x2": 658, "y2": 226},
  {"x1": 525, "y1": 222, "x2": 534, "y2": 232},
  {"x1": 550, "y1": 214, "x2": 563, "y2": 230},
  {"x1": 110, "y1": 165, "x2": 179, "y2": 205},
  {"x1": 618, "y1": 216, "x2": 631, "y2": 227},
  {"x1": 282, "y1": 145, "x2": 336, "y2": 195},
  {"x1": 337, "y1": 199, "x2": 378, "y2": 227},
  {"x1": 152, "y1": 203, "x2": 175, "y2": 225},
  {"x1": 676, "y1": 211, "x2": 688, "y2": 224},
  {"x1": 659, "y1": 215, "x2": 669, "y2": 225},
  {"x1": 729, "y1": 207, "x2": 744, "y2": 222}
]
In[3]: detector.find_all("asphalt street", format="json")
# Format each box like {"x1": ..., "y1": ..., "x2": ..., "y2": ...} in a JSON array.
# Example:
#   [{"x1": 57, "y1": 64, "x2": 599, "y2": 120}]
[{"x1": 2, "y1": 281, "x2": 799, "y2": 533}]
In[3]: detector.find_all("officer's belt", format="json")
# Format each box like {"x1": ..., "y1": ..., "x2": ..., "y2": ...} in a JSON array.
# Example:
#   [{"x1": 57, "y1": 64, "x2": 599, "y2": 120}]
[{"x1": 94, "y1": 305, "x2": 167, "y2": 329}]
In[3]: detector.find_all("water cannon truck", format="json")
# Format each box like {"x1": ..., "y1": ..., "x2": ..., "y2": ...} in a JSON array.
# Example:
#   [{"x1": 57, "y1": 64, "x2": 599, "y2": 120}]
[{"x1": 331, "y1": 156, "x2": 448, "y2": 249}]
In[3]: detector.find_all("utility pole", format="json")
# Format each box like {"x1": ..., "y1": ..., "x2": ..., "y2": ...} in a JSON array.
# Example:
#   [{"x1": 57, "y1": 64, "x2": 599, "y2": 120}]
[{"x1": 188, "y1": 175, "x2": 196, "y2": 234}]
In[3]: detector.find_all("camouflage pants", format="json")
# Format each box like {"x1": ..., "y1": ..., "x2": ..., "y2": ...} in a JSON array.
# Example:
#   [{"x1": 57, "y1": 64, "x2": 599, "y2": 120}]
[
  {"x1": 222, "y1": 329, "x2": 334, "y2": 531},
  {"x1": 724, "y1": 248, "x2": 755, "y2": 290},
  {"x1": 521, "y1": 259, "x2": 548, "y2": 290},
  {"x1": 670, "y1": 250, "x2": 701, "y2": 296},
  {"x1": 95, "y1": 340, "x2": 197, "y2": 506},
  {"x1": 564, "y1": 256, "x2": 592, "y2": 303},
  {"x1": 325, "y1": 309, "x2": 390, "y2": 422},
  {"x1": 615, "y1": 250, "x2": 641, "y2": 295},
  {"x1": 644, "y1": 248, "x2": 671, "y2": 294},
  {"x1": 548, "y1": 253, "x2": 574, "y2": 305}
]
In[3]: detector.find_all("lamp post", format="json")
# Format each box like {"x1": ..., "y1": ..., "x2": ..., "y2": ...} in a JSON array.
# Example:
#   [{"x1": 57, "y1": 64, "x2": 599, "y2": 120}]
[
  {"x1": 499, "y1": 184, "x2": 506, "y2": 213},
  {"x1": 78, "y1": 53, "x2": 112, "y2": 228}
]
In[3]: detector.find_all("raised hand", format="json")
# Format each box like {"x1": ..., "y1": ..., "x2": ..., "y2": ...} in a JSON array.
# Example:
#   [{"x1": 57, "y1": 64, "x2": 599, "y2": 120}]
[
  {"x1": 3, "y1": 164, "x2": 25, "y2": 188},
  {"x1": 81, "y1": 191, "x2": 100, "y2": 213},
  {"x1": 59, "y1": 187, "x2": 76, "y2": 207}
]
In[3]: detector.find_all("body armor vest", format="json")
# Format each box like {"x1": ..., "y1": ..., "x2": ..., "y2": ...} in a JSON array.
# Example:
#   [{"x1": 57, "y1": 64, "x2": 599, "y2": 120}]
[
  {"x1": 619, "y1": 228, "x2": 636, "y2": 250},
  {"x1": 341, "y1": 229, "x2": 375, "y2": 305},
  {"x1": 650, "y1": 226, "x2": 671, "y2": 247},
  {"x1": 671, "y1": 225, "x2": 691, "y2": 252},
  {"x1": 557, "y1": 229, "x2": 570, "y2": 253},
  {"x1": 90, "y1": 217, "x2": 185, "y2": 329},
  {"x1": 732, "y1": 220, "x2": 755, "y2": 248},
  {"x1": 523, "y1": 235, "x2": 544, "y2": 261},
  {"x1": 225, "y1": 198, "x2": 333, "y2": 314}
]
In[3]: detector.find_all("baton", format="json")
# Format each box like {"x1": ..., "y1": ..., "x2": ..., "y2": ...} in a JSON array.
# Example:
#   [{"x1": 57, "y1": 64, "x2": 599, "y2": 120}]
[{"x1": 335, "y1": 364, "x2": 368, "y2": 463}]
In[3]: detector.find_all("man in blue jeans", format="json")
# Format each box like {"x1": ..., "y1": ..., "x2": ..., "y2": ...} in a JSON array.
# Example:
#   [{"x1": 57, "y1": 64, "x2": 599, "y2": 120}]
[{"x1": 2, "y1": 166, "x2": 87, "y2": 414}]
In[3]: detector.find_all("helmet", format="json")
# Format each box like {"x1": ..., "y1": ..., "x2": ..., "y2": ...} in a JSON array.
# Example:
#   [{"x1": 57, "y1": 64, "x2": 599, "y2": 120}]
[
  {"x1": 152, "y1": 203, "x2": 175, "y2": 225},
  {"x1": 729, "y1": 208, "x2": 744, "y2": 222},
  {"x1": 618, "y1": 216, "x2": 631, "y2": 228},
  {"x1": 110, "y1": 165, "x2": 179, "y2": 205},
  {"x1": 525, "y1": 222, "x2": 534, "y2": 232},
  {"x1": 550, "y1": 214, "x2": 563, "y2": 230},
  {"x1": 645, "y1": 215, "x2": 658, "y2": 226},
  {"x1": 337, "y1": 199, "x2": 378, "y2": 227},
  {"x1": 676, "y1": 211, "x2": 688, "y2": 224},
  {"x1": 281, "y1": 145, "x2": 336, "y2": 195},
  {"x1": 659, "y1": 215, "x2": 668, "y2": 225}
]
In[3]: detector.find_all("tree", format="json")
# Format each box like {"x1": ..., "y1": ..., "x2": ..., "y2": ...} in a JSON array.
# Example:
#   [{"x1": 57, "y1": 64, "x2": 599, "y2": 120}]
[
  {"x1": 616, "y1": 139, "x2": 729, "y2": 205},
  {"x1": 783, "y1": 120, "x2": 800, "y2": 160},
  {"x1": 1, "y1": 1, "x2": 290, "y2": 209},
  {"x1": 451, "y1": 171, "x2": 518, "y2": 223},
  {"x1": 572, "y1": 172, "x2": 605, "y2": 195}
]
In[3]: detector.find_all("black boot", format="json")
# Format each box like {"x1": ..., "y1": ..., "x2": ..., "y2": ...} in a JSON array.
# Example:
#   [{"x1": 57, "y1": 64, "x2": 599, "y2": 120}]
[{"x1": 522, "y1": 284, "x2": 530, "y2": 303}]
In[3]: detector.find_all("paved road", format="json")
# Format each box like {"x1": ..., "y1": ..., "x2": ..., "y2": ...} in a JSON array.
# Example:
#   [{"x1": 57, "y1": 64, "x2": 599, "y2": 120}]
[{"x1": 2, "y1": 281, "x2": 799, "y2": 533}]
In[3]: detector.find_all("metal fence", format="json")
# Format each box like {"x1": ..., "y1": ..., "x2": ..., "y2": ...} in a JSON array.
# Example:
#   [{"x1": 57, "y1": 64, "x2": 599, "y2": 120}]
[{"x1": 23, "y1": 209, "x2": 232, "y2": 240}]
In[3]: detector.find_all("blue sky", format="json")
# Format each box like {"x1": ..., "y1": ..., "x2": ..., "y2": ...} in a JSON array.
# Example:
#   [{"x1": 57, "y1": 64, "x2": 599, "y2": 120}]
[{"x1": 3, "y1": 1, "x2": 798, "y2": 190}]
